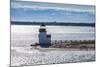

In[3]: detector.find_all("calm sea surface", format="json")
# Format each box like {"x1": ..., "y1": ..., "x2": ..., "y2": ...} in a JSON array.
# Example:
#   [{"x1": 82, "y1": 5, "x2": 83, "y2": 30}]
[{"x1": 11, "y1": 25, "x2": 95, "y2": 44}]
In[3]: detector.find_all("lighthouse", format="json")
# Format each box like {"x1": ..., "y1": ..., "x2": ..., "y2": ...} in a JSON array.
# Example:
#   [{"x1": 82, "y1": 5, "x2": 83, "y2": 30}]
[{"x1": 38, "y1": 23, "x2": 51, "y2": 48}]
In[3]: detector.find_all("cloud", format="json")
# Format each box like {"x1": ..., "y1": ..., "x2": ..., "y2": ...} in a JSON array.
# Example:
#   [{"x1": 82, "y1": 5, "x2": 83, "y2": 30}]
[
  {"x1": 11, "y1": 0, "x2": 95, "y2": 14},
  {"x1": 11, "y1": 0, "x2": 95, "y2": 5}
]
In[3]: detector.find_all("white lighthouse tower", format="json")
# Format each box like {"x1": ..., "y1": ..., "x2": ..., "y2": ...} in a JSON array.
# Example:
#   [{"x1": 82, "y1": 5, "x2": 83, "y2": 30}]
[{"x1": 38, "y1": 23, "x2": 51, "y2": 48}]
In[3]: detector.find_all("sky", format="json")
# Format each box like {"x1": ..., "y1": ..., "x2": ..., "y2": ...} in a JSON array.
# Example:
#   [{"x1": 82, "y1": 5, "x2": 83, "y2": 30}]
[
  {"x1": 11, "y1": 0, "x2": 95, "y2": 23},
  {"x1": 13, "y1": 0, "x2": 95, "y2": 5}
]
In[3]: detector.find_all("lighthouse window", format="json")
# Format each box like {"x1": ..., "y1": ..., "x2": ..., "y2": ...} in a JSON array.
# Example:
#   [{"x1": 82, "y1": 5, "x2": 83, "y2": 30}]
[{"x1": 39, "y1": 29, "x2": 46, "y2": 32}]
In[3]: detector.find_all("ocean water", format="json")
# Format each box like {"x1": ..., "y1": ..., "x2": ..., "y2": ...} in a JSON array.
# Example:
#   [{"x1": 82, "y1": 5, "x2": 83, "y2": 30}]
[
  {"x1": 11, "y1": 25, "x2": 95, "y2": 66},
  {"x1": 11, "y1": 25, "x2": 95, "y2": 46}
]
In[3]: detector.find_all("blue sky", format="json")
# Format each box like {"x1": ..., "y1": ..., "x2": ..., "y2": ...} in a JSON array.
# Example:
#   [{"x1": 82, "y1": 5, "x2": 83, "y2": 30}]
[{"x1": 11, "y1": 0, "x2": 95, "y2": 23}]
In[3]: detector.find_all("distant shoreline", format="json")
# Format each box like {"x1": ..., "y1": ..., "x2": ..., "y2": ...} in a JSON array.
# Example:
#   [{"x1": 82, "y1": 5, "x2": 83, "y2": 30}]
[{"x1": 11, "y1": 21, "x2": 95, "y2": 27}]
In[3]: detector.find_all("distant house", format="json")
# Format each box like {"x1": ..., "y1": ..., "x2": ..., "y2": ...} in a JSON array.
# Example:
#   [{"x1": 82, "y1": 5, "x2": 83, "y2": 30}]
[{"x1": 38, "y1": 23, "x2": 51, "y2": 48}]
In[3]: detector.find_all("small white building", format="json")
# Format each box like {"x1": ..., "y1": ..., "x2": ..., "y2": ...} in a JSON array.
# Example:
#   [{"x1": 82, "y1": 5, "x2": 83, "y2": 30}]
[{"x1": 38, "y1": 24, "x2": 51, "y2": 48}]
